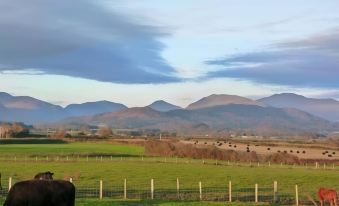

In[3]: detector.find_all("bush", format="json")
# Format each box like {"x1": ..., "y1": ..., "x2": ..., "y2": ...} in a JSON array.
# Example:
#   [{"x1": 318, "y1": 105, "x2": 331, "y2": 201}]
[{"x1": 144, "y1": 140, "x2": 259, "y2": 162}]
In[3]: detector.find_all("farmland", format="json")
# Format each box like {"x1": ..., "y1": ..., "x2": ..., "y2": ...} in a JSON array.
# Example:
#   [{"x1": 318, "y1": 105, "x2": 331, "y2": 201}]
[{"x1": 0, "y1": 140, "x2": 338, "y2": 205}]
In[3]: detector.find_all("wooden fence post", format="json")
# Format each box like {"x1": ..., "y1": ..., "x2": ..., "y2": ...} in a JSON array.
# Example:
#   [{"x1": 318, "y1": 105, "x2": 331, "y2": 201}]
[
  {"x1": 255, "y1": 183, "x2": 258, "y2": 203},
  {"x1": 228, "y1": 181, "x2": 232, "y2": 202},
  {"x1": 315, "y1": 162, "x2": 318, "y2": 169},
  {"x1": 124, "y1": 178, "x2": 127, "y2": 199},
  {"x1": 199, "y1": 181, "x2": 202, "y2": 200},
  {"x1": 99, "y1": 180, "x2": 103, "y2": 200},
  {"x1": 273, "y1": 181, "x2": 278, "y2": 203},
  {"x1": 295, "y1": 185, "x2": 299, "y2": 206},
  {"x1": 151, "y1": 179, "x2": 154, "y2": 200},
  {"x1": 8, "y1": 177, "x2": 12, "y2": 191},
  {"x1": 69, "y1": 178, "x2": 73, "y2": 183},
  {"x1": 176, "y1": 178, "x2": 180, "y2": 199}
]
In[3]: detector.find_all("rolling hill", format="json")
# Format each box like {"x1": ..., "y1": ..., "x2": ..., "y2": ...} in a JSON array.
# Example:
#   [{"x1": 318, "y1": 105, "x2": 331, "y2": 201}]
[
  {"x1": 2, "y1": 91, "x2": 339, "y2": 135},
  {"x1": 65, "y1": 101, "x2": 127, "y2": 116},
  {"x1": 258, "y1": 93, "x2": 339, "y2": 122},
  {"x1": 186, "y1": 94, "x2": 261, "y2": 110},
  {"x1": 0, "y1": 92, "x2": 127, "y2": 124},
  {"x1": 148, "y1": 100, "x2": 181, "y2": 112},
  {"x1": 65, "y1": 104, "x2": 335, "y2": 135}
]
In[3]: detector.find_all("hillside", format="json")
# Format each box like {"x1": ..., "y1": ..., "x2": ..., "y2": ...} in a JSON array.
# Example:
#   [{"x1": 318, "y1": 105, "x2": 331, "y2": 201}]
[
  {"x1": 258, "y1": 93, "x2": 339, "y2": 122},
  {"x1": 65, "y1": 100, "x2": 127, "y2": 116},
  {"x1": 148, "y1": 100, "x2": 181, "y2": 112},
  {"x1": 65, "y1": 104, "x2": 335, "y2": 135},
  {"x1": 187, "y1": 94, "x2": 261, "y2": 110},
  {"x1": 0, "y1": 92, "x2": 127, "y2": 124}
]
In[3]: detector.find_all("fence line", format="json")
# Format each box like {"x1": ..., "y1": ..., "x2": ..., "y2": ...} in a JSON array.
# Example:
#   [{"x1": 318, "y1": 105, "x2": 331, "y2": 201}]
[
  {"x1": 0, "y1": 177, "x2": 334, "y2": 205},
  {"x1": 0, "y1": 155, "x2": 338, "y2": 171}
]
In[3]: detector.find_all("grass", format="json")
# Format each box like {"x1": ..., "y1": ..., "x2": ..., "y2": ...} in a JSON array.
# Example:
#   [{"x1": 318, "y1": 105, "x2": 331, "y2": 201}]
[
  {"x1": 0, "y1": 158, "x2": 338, "y2": 194},
  {"x1": 75, "y1": 199, "x2": 284, "y2": 206},
  {"x1": 0, "y1": 141, "x2": 337, "y2": 205},
  {"x1": 0, "y1": 142, "x2": 144, "y2": 156},
  {"x1": 0, "y1": 198, "x2": 285, "y2": 206}
]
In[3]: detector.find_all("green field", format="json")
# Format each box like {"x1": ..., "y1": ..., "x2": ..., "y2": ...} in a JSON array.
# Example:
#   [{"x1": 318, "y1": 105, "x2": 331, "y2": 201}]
[
  {"x1": 0, "y1": 141, "x2": 338, "y2": 205},
  {"x1": 0, "y1": 142, "x2": 144, "y2": 156}
]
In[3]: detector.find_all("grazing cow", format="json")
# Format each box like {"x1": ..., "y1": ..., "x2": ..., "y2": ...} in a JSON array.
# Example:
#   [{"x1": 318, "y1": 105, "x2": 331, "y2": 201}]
[
  {"x1": 34, "y1": 171, "x2": 54, "y2": 180},
  {"x1": 3, "y1": 180, "x2": 75, "y2": 206},
  {"x1": 318, "y1": 188, "x2": 338, "y2": 206}
]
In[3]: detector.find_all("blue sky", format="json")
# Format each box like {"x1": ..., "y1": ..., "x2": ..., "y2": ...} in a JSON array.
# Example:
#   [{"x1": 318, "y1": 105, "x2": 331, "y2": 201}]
[{"x1": 1, "y1": 0, "x2": 339, "y2": 107}]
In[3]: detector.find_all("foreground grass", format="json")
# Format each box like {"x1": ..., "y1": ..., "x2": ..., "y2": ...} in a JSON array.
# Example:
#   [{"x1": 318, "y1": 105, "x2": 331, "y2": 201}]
[
  {"x1": 76, "y1": 199, "x2": 284, "y2": 206},
  {"x1": 0, "y1": 198, "x2": 285, "y2": 206},
  {"x1": 0, "y1": 142, "x2": 337, "y2": 203},
  {"x1": 0, "y1": 160, "x2": 337, "y2": 196}
]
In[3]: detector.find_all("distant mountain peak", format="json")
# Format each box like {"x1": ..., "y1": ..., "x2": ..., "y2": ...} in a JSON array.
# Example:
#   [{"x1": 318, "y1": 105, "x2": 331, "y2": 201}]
[
  {"x1": 65, "y1": 100, "x2": 127, "y2": 116},
  {"x1": 259, "y1": 93, "x2": 339, "y2": 122},
  {"x1": 148, "y1": 100, "x2": 181, "y2": 112},
  {"x1": 186, "y1": 94, "x2": 261, "y2": 110}
]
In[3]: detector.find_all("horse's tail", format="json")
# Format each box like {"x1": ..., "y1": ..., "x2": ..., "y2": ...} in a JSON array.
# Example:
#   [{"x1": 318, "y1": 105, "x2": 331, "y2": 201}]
[{"x1": 306, "y1": 193, "x2": 319, "y2": 206}]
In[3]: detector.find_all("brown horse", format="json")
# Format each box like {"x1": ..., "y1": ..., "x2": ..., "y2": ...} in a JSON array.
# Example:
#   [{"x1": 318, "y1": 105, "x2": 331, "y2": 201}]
[{"x1": 318, "y1": 188, "x2": 338, "y2": 206}]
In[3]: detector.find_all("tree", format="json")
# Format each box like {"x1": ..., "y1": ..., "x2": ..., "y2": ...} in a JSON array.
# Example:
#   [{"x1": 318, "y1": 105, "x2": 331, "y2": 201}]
[{"x1": 97, "y1": 125, "x2": 113, "y2": 137}]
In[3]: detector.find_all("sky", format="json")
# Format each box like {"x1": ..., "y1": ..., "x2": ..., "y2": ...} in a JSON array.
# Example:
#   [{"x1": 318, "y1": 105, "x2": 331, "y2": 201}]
[{"x1": 1, "y1": 0, "x2": 339, "y2": 107}]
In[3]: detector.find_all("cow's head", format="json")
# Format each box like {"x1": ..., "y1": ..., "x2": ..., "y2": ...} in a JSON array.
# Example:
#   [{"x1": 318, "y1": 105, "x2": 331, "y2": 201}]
[{"x1": 34, "y1": 171, "x2": 54, "y2": 180}]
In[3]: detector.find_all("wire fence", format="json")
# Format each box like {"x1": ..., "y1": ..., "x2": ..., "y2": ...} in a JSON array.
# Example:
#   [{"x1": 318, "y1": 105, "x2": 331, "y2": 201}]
[
  {"x1": 1, "y1": 177, "x2": 336, "y2": 205},
  {"x1": 0, "y1": 155, "x2": 338, "y2": 170},
  {"x1": 0, "y1": 155, "x2": 338, "y2": 205}
]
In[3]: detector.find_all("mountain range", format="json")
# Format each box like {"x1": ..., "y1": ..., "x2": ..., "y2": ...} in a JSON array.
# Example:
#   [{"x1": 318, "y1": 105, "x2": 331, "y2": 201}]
[
  {"x1": 1, "y1": 91, "x2": 339, "y2": 134},
  {"x1": 65, "y1": 104, "x2": 333, "y2": 135}
]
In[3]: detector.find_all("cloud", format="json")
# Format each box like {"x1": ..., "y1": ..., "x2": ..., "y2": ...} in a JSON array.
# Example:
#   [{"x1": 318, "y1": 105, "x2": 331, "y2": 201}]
[
  {"x1": 205, "y1": 28, "x2": 339, "y2": 88},
  {"x1": 0, "y1": 0, "x2": 179, "y2": 83}
]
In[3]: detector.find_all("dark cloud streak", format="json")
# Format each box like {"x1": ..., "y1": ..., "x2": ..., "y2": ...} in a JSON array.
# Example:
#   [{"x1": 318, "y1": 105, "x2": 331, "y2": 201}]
[
  {"x1": 0, "y1": 0, "x2": 179, "y2": 83},
  {"x1": 206, "y1": 28, "x2": 339, "y2": 88}
]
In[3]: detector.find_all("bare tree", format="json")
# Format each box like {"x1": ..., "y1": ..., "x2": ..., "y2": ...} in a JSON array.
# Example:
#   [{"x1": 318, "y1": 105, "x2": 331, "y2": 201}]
[{"x1": 97, "y1": 125, "x2": 113, "y2": 137}]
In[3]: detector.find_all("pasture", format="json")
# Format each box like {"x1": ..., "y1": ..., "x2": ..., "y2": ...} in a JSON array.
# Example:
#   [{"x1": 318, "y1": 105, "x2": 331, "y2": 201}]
[
  {"x1": 182, "y1": 138, "x2": 339, "y2": 160},
  {"x1": 0, "y1": 140, "x2": 338, "y2": 205}
]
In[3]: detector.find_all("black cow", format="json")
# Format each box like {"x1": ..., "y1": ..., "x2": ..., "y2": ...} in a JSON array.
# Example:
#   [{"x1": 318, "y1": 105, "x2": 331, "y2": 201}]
[
  {"x1": 4, "y1": 180, "x2": 75, "y2": 206},
  {"x1": 34, "y1": 171, "x2": 54, "y2": 180}
]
